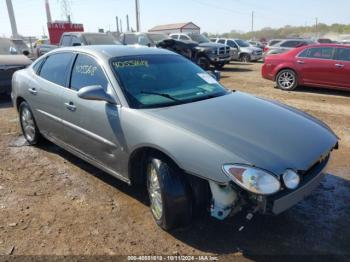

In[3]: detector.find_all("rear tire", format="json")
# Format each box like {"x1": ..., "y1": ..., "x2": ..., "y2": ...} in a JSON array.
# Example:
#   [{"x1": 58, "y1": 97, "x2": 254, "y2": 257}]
[
  {"x1": 19, "y1": 101, "x2": 42, "y2": 145},
  {"x1": 276, "y1": 69, "x2": 298, "y2": 91},
  {"x1": 146, "y1": 156, "x2": 192, "y2": 231}
]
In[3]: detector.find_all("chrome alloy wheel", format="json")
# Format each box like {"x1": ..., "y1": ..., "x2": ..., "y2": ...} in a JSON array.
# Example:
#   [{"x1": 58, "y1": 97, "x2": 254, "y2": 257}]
[
  {"x1": 278, "y1": 71, "x2": 296, "y2": 89},
  {"x1": 147, "y1": 164, "x2": 163, "y2": 220},
  {"x1": 21, "y1": 107, "x2": 36, "y2": 142}
]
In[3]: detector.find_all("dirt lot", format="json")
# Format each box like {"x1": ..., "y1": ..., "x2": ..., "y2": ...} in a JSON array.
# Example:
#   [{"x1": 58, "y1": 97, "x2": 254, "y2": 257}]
[{"x1": 0, "y1": 62, "x2": 349, "y2": 260}]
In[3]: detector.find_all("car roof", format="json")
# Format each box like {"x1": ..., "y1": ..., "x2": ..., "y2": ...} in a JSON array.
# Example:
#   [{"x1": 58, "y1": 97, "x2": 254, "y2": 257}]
[
  {"x1": 51, "y1": 45, "x2": 176, "y2": 59},
  {"x1": 303, "y1": 43, "x2": 350, "y2": 48}
]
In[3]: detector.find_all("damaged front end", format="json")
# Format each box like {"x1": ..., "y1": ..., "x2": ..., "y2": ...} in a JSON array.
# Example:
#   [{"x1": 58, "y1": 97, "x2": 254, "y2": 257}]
[{"x1": 209, "y1": 153, "x2": 331, "y2": 221}]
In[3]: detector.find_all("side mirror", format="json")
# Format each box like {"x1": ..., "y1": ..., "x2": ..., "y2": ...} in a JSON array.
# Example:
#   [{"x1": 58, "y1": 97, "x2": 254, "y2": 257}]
[
  {"x1": 207, "y1": 70, "x2": 221, "y2": 81},
  {"x1": 78, "y1": 85, "x2": 117, "y2": 104},
  {"x1": 9, "y1": 46, "x2": 18, "y2": 55}
]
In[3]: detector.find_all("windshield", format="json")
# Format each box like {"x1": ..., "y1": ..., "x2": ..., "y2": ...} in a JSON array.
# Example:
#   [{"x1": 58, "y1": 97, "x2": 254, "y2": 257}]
[
  {"x1": 110, "y1": 54, "x2": 228, "y2": 109},
  {"x1": 0, "y1": 38, "x2": 18, "y2": 55},
  {"x1": 189, "y1": 34, "x2": 210, "y2": 44},
  {"x1": 84, "y1": 34, "x2": 120, "y2": 45},
  {"x1": 147, "y1": 34, "x2": 169, "y2": 43},
  {"x1": 235, "y1": 39, "x2": 250, "y2": 47}
]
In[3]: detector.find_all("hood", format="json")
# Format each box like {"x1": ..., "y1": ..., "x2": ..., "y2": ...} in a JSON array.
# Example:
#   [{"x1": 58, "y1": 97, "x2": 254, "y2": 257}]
[
  {"x1": 243, "y1": 46, "x2": 262, "y2": 52},
  {"x1": 0, "y1": 55, "x2": 32, "y2": 67},
  {"x1": 198, "y1": 42, "x2": 227, "y2": 49},
  {"x1": 146, "y1": 92, "x2": 338, "y2": 176}
]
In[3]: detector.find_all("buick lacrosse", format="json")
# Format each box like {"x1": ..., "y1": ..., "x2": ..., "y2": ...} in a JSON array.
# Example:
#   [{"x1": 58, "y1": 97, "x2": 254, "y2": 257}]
[{"x1": 12, "y1": 46, "x2": 338, "y2": 230}]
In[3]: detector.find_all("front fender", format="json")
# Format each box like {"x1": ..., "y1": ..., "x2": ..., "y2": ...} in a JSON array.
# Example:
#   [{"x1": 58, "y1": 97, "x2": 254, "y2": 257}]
[{"x1": 121, "y1": 109, "x2": 248, "y2": 184}]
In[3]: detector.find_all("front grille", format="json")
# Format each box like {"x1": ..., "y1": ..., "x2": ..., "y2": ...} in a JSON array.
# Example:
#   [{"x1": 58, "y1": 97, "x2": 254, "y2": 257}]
[
  {"x1": 217, "y1": 47, "x2": 230, "y2": 55},
  {"x1": 255, "y1": 50, "x2": 262, "y2": 56}
]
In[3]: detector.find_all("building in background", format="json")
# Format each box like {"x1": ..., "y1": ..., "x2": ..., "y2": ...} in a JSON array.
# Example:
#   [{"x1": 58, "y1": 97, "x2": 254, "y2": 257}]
[{"x1": 148, "y1": 22, "x2": 200, "y2": 35}]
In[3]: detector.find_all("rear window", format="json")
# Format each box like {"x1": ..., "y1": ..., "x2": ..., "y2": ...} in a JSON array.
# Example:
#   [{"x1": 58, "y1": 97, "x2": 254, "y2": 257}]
[
  {"x1": 39, "y1": 53, "x2": 75, "y2": 86},
  {"x1": 299, "y1": 47, "x2": 335, "y2": 60},
  {"x1": 83, "y1": 34, "x2": 119, "y2": 45}
]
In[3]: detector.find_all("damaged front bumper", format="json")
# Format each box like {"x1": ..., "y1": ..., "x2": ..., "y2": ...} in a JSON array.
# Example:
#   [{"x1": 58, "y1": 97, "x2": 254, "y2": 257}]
[{"x1": 210, "y1": 154, "x2": 330, "y2": 220}]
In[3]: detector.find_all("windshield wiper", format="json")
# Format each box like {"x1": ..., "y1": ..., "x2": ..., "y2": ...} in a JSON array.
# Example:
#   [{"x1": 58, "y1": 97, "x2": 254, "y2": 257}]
[{"x1": 140, "y1": 91, "x2": 181, "y2": 102}]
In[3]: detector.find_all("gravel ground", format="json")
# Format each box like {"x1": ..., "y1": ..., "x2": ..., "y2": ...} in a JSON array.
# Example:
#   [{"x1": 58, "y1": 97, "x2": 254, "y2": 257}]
[{"x1": 0, "y1": 62, "x2": 349, "y2": 261}]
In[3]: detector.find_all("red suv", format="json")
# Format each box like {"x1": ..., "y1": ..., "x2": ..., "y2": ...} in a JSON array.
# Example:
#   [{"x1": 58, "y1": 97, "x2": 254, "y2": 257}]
[{"x1": 262, "y1": 44, "x2": 350, "y2": 91}]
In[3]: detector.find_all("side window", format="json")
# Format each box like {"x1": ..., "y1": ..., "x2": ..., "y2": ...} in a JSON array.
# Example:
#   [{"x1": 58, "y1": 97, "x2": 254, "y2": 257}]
[
  {"x1": 39, "y1": 53, "x2": 75, "y2": 86},
  {"x1": 170, "y1": 35, "x2": 178, "y2": 40},
  {"x1": 124, "y1": 34, "x2": 138, "y2": 45},
  {"x1": 70, "y1": 54, "x2": 108, "y2": 92},
  {"x1": 227, "y1": 40, "x2": 238, "y2": 48},
  {"x1": 32, "y1": 58, "x2": 45, "y2": 74},
  {"x1": 307, "y1": 47, "x2": 335, "y2": 60},
  {"x1": 61, "y1": 35, "x2": 71, "y2": 46},
  {"x1": 298, "y1": 48, "x2": 310, "y2": 58},
  {"x1": 71, "y1": 36, "x2": 82, "y2": 46},
  {"x1": 335, "y1": 48, "x2": 350, "y2": 61},
  {"x1": 218, "y1": 39, "x2": 226, "y2": 44},
  {"x1": 179, "y1": 35, "x2": 189, "y2": 41}
]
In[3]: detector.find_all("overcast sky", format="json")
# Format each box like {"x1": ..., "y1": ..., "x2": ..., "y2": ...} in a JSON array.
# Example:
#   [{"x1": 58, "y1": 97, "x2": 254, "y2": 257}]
[{"x1": 0, "y1": 0, "x2": 349, "y2": 38}]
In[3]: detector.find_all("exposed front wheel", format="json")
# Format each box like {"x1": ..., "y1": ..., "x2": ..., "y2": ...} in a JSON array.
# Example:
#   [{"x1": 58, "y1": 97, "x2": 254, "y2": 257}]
[
  {"x1": 276, "y1": 69, "x2": 298, "y2": 91},
  {"x1": 19, "y1": 101, "x2": 41, "y2": 145},
  {"x1": 146, "y1": 156, "x2": 192, "y2": 231}
]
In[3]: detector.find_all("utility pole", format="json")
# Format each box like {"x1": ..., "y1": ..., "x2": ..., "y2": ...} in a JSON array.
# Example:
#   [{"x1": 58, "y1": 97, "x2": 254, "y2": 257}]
[
  {"x1": 315, "y1": 17, "x2": 318, "y2": 39},
  {"x1": 116, "y1": 16, "x2": 120, "y2": 33},
  {"x1": 5, "y1": 0, "x2": 19, "y2": 38},
  {"x1": 126, "y1": 15, "x2": 130, "y2": 32},
  {"x1": 120, "y1": 19, "x2": 123, "y2": 33},
  {"x1": 251, "y1": 11, "x2": 254, "y2": 39},
  {"x1": 45, "y1": 0, "x2": 52, "y2": 23},
  {"x1": 135, "y1": 0, "x2": 140, "y2": 32}
]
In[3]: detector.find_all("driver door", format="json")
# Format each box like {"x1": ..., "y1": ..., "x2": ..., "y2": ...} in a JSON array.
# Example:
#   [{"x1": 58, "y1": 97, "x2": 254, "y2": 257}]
[{"x1": 60, "y1": 53, "x2": 127, "y2": 178}]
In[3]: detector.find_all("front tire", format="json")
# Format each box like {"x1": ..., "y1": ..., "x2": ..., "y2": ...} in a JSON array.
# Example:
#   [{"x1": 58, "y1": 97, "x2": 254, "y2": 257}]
[
  {"x1": 19, "y1": 101, "x2": 41, "y2": 145},
  {"x1": 276, "y1": 69, "x2": 298, "y2": 91},
  {"x1": 240, "y1": 54, "x2": 251, "y2": 63},
  {"x1": 196, "y1": 56, "x2": 210, "y2": 70},
  {"x1": 146, "y1": 156, "x2": 192, "y2": 231}
]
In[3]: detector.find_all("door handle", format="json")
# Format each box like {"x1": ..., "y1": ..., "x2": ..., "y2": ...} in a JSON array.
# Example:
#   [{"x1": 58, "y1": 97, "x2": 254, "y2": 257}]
[
  {"x1": 297, "y1": 60, "x2": 305, "y2": 64},
  {"x1": 28, "y1": 88, "x2": 37, "y2": 95},
  {"x1": 335, "y1": 64, "x2": 344, "y2": 68},
  {"x1": 65, "y1": 102, "x2": 76, "y2": 111}
]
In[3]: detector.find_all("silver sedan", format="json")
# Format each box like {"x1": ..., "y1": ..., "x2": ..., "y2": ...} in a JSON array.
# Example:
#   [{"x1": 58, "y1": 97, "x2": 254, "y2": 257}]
[{"x1": 11, "y1": 46, "x2": 338, "y2": 230}]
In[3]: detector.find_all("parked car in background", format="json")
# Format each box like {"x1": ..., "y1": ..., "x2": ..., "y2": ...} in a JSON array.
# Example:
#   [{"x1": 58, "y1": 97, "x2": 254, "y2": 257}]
[
  {"x1": 249, "y1": 40, "x2": 265, "y2": 49},
  {"x1": 59, "y1": 32, "x2": 121, "y2": 47},
  {"x1": 12, "y1": 46, "x2": 338, "y2": 231},
  {"x1": 10, "y1": 39, "x2": 31, "y2": 57},
  {"x1": 0, "y1": 37, "x2": 32, "y2": 95},
  {"x1": 120, "y1": 32, "x2": 169, "y2": 47},
  {"x1": 211, "y1": 38, "x2": 262, "y2": 62},
  {"x1": 262, "y1": 44, "x2": 350, "y2": 91},
  {"x1": 263, "y1": 39, "x2": 315, "y2": 59},
  {"x1": 170, "y1": 33, "x2": 231, "y2": 69},
  {"x1": 34, "y1": 39, "x2": 57, "y2": 58}
]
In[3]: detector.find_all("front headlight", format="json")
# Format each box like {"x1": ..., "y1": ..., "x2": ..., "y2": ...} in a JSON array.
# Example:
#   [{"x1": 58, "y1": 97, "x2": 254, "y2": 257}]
[{"x1": 223, "y1": 165, "x2": 281, "y2": 195}]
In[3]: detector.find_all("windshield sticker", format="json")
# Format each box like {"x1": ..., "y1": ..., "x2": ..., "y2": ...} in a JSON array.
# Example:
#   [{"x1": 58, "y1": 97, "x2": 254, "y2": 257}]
[
  {"x1": 75, "y1": 65, "x2": 98, "y2": 76},
  {"x1": 197, "y1": 73, "x2": 217, "y2": 84},
  {"x1": 113, "y1": 60, "x2": 149, "y2": 68}
]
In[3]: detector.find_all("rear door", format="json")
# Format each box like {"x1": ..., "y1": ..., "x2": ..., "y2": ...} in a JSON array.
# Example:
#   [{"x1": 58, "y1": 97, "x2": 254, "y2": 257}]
[
  {"x1": 31, "y1": 52, "x2": 75, "y2": 141},
  {"x1": 60, "y1": 53, "x2": 126, "y2": 178},
  {"x1": 333, "y1": 47, "x2": 350, "y2": 89},
  {"x1": 296, "y1": 47, "x2": 337, "y2": 86}
]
